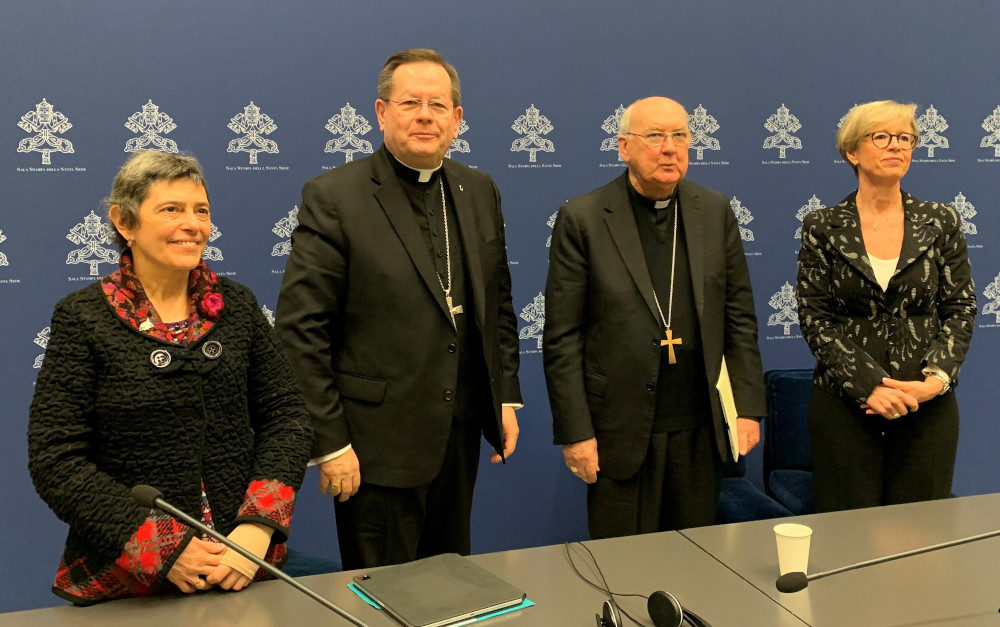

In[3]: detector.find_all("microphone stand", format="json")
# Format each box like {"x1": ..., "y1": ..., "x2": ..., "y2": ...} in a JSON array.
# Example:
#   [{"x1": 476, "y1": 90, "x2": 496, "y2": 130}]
[
  {"x1": 776, "y1": 527, "x2": 1000, "y2": 593},
  {"x1": 132, "y1": 485, "x2": 368, "y2": 626}
]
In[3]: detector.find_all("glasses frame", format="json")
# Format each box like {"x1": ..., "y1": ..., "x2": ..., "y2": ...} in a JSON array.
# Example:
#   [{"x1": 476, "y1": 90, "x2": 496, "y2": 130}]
[
  {"x1": 623, "y1": 130, "x2": 692, "y2": 149},
  {"x1": 865, "y1": 131, "x2": 918, "y2": 150},
  {"x1": 383, "y1": 98, "x2": 455, "y2": 117}
]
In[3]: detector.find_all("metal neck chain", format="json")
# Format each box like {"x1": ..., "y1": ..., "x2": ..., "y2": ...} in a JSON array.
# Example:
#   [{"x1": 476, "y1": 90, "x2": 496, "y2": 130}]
[
  {"x1": 856, "y1": 192, "x2": 904, "y2": 231},
  {"x1": 649, "y1": 203, "x2": 678, "y2": 331},
  {"x1": 435, "y1": 177, "x2": 452, "y2": 298}
]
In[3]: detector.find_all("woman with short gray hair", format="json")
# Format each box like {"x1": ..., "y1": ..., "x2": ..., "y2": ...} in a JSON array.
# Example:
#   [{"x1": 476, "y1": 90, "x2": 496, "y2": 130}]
[{"x1": 28, "y1": 151, "x2": 312, "y2": 605}]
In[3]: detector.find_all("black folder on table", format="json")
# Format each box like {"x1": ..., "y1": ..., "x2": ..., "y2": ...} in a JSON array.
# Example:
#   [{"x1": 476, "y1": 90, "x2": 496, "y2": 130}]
[{"x1": 352, "y1": 552, "x2": 526, "y2": 627}]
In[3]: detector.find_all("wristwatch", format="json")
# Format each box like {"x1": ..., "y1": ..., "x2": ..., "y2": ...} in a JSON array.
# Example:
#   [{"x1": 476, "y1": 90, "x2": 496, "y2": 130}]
[{"x1": 922, "y1": 368, "x2": 951, "y2": 395}]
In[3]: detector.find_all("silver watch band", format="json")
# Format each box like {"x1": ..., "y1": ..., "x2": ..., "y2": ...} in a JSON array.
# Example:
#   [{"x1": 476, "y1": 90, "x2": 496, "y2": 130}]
[{"x1": 924, "y1": 369, "x2": 950, "y2": 395}]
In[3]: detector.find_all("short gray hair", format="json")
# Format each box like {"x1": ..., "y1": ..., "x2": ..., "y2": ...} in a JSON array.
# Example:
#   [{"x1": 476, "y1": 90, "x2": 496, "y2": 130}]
[
  {"x1": 378, "y1": 48, "x2": 461, "y2": 107},
  {"x1": 104, "y1": 151, "x2": 208, "y2": 248},
  {"x1": 836, "y1": 100, "x2": 919, "y2": 175}
]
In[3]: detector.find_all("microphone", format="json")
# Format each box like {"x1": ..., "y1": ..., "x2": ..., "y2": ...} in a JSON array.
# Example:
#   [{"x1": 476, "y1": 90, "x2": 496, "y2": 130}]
[
  {"x1": 131, "y1": 485, "x2": 368, "y2": 626},
  {"x1": 775, "y1": 526, "x2": 1000, "y2": 593}
]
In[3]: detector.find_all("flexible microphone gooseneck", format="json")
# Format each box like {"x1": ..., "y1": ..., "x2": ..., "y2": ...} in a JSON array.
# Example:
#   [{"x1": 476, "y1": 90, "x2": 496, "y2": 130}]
[
  {"x1": 131, "y1": 485, "x2": 369, "y2": 627},
  {"x1": 775, "y1": 527, "x2": 1000, "y2": 593}
]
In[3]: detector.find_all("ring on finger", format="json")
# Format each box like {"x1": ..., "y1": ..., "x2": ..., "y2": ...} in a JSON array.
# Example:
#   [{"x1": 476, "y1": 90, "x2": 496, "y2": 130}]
[
  {"x1": 569, "y1": 466, "x2": 578, "y2": 474},
  {"x1": 329, "y1": 483, "x2": 343, "y2": 496},
  {"x1": 194, "y1": 578, "x2": 206, "y2": 590},
  {"x1": 891, "y1": 413, "x2": 901, "y2": 419}
]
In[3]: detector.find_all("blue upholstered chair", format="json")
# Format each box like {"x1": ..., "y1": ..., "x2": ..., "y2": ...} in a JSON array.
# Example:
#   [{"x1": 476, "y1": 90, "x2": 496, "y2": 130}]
[
  {"x1": 282, "y1": 547, "x2": 342, "y2": 577},
  {"x1": 715, "y1": 456, "x2": 793, "y2": 524},
  {"x1": 762, "y1": 369, "x2": 815, "y2": 515}
]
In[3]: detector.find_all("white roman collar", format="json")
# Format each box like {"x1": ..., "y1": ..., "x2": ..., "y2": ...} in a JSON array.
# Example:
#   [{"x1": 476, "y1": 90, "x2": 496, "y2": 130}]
[{"x1": 394, "y1": 155, "x2": 443, "y2": 183}]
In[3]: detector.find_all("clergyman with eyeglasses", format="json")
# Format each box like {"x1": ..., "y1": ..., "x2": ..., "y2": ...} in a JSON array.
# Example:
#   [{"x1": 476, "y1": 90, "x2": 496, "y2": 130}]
[
  {"x1": 276, "y1": 49, "x2": 522, "y2": 568},
  {"x1": 543, "y1": 97, "x2": 766, "y2": 538},
  {"x1": 797, "y1": 100, "x2": 976, "y2": 513}
]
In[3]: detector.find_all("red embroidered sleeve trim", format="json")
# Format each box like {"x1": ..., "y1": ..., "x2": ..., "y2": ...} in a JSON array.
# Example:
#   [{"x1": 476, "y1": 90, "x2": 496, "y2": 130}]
[
  {"x1": 237, "y1": 479, "x2": 295, "y2": 531},
  {"x1": 53, "y1": 514, "x2": 191, "y2": 604},
  {"x1": 114, "y1": 513, "x2": 190, "y2": 585}
]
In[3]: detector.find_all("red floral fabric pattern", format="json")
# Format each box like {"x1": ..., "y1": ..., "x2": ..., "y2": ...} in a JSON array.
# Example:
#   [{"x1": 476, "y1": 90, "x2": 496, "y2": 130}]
[{"x1": 100, "y1": 250, "x2": 223, "y2": 347}]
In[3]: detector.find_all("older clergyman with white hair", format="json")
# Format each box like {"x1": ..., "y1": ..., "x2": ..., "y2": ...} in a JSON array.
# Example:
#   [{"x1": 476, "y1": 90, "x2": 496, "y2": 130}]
[{"x1": 543, "y1": 97, "x2": 766, "y2": 538}]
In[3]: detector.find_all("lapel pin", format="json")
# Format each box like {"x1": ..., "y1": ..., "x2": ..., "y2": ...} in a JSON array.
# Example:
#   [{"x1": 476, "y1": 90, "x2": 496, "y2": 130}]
[{"x1": 459, "y1": 184, "x2": 464, "y2": 192}]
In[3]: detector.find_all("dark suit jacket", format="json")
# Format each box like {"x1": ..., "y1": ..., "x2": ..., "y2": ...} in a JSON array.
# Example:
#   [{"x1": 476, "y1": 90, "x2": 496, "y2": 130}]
[
  {"x1": 543, "y1": 173, "x2": 766, "y2": 479},
  {"x1": 796, "y1": 191, "x2": 976, "y2": 404},
  {"x1": 276, "y1": 147, "x2": 521, "y2": 488}
]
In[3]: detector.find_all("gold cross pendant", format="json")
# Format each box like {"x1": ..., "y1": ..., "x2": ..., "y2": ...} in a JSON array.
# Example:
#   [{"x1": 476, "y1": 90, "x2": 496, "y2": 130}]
[
  {"x1": 446, "y1": 294, "x2": 464, "y2": 325},
  {"x1": 660, "y1": 328, "x2": 682, "y2": 364}
]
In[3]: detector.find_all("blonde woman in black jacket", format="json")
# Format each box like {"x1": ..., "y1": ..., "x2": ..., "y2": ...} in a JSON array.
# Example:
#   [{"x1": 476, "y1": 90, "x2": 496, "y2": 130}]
[{"x1": 797, "y1": 101, "x2": 976, "y2": 513}]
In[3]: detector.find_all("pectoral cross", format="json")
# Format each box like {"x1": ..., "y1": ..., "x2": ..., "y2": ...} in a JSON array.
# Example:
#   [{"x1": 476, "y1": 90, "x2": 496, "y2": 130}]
[
  {"x1": 446, "y1": 294, "x2": 464, "y2": 326},
  {"x1": 660, "y1": 328, "x2": 682, "y2": 364}
]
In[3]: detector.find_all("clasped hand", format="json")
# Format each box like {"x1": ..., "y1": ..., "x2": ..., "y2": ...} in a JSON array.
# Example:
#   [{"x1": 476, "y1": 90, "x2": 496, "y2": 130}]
[{"x1": 861, "y1": 376, "x2": 943, "y2": 419}]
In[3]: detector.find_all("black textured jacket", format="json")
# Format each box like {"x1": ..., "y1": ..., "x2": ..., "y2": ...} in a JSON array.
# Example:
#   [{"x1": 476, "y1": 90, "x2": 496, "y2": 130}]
[
  {"x1": 28, "y1": 278, "x2": 312, "y2": 604},
  {"x1": 797, "y1": 191, "x2": 976, "y2": 403}
]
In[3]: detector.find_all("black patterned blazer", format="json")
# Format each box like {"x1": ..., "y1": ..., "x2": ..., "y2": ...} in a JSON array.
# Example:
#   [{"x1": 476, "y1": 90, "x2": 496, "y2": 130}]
[{"x1": 796, "y1": 191, "x2": 976, "y2": 404}]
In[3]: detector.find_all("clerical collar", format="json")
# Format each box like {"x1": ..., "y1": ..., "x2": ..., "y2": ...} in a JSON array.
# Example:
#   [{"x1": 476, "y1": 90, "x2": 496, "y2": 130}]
[
  {"x1": 388, "y1": 150, "x2": 443, "y2": 183},
  {"x1": 626, "y1": 176, "x2": 674, "y2": 210}
]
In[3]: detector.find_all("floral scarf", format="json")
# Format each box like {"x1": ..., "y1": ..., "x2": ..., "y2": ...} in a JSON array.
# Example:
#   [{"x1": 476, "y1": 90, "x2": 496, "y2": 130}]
[{"x1": 100, "y1": 250, "x2": 224, "y2": 347}]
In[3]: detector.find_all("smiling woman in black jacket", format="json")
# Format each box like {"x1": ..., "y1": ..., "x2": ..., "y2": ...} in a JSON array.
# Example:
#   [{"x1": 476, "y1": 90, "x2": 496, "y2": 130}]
[
  {"x1": 797, "y1": 101, "x2": 976, "y2": 513},
  {"x1": 28, "y1": 151, "x2": 312, "y2": 605}
]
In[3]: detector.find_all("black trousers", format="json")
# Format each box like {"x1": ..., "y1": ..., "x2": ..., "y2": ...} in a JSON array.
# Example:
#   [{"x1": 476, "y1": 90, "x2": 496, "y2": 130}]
[
  {"x1": 808, "y1": 385, "x2": 959, "y2": 513},
  {"x1": 587, "y1": 424, "x2": 722, "y2": 540},
  {"x1": 333, "y1": 416, "x2": 481, "y2": 570}
]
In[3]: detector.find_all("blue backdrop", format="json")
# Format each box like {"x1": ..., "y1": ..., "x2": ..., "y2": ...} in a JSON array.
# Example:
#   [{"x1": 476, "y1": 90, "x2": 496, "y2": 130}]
[{"x1": 3, "y1": 0, "x2": 999, "y2": 613}]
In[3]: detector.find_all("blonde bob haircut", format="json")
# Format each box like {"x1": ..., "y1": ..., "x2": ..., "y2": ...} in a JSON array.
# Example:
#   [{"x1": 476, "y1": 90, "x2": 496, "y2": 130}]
[{"x1": 836, "y1": 100, "x2": 919, "y2": 175}]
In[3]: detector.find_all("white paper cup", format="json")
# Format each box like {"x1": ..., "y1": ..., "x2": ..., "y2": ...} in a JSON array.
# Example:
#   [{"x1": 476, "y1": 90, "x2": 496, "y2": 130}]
[{"x1": 774, "y1": 523, "x2": 812, "y2": 575}]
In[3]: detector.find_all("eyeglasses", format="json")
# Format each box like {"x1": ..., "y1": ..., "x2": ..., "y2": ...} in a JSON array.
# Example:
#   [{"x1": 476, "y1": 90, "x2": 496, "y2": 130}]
[
  {"x1": 384, "y1": 99, "x2": 454, "y2": 117},
  {"x1": 624, "y1": 131, "x2": 691, "y2": 148},
  {"x1": 866, "y1": 131, "x2": 918, "y2": 150}
]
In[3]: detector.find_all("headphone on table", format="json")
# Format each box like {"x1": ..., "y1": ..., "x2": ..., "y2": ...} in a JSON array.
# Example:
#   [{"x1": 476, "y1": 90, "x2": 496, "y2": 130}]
[
  {"x1": 565, "y1": 542, "x2": 713, "y2": 627},
  {"x1": 596, "y1": 590, "x2": 711, "y2": 627}
]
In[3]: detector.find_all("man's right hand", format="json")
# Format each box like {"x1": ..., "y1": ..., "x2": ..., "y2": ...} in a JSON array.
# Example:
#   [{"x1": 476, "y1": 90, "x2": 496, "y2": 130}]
[
  {"x1": 562, "y1": 438, "x2": 599, "y2": 484},
  {"x1": 318, "y1": 448, "x2": 361, "y2": 502}
]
